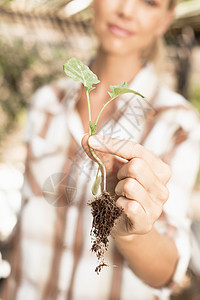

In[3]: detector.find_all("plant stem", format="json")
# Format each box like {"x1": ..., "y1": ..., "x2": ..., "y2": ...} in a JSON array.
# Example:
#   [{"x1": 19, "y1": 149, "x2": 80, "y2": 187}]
[
  {"x1": 86, "y1": 88, "x2": 106, "y2": 192},
  {"x1": 95, "y1": 97, "x2": 115, "y2": 126},
  {"x1": 90, "y1": 147, "x2": 106, "y2": 192},
  {"x1": 86, "y1": 89, "x2": 92, "y2": 136}
]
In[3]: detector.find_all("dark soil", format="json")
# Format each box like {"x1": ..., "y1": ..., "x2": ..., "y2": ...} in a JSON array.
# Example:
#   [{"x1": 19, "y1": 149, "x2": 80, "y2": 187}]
[
  {"x1": 89, "y1": 191, "x2": 123, "y2": 274},
  {"x1": 171, "y1": 272, "x2": 200, "y2": 300}
]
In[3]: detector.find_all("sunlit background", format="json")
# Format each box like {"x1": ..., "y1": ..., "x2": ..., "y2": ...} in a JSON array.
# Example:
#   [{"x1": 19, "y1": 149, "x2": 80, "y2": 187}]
[{"x1": 0, "y1": 0, "x2": 200, "y2": 299}]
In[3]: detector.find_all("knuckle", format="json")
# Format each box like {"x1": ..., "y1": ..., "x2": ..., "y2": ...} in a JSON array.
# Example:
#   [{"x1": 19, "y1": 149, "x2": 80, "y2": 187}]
[
  {"x1": 163, "y1": 163, "x2": 172, "y2": 182},
  {"x1": 123, "y1": 178, "x2": 134, "y2": 197},
  {"x1": 166, "y1": 165, "x2": 172, "y2": 181},
  {"x1": 129, "y1": 158, "x2": 142, "y2": 176},
  {"x1": 116, "y1": 196, "x2": 124, "y2": 209},
  {"x1": 128, "y1": 160, "x2": 135, "y2": 176},
  {"x1": 153, "y1": 206, "x2": 163, "y2": 221},
  {"x1": 131, "y1": 143, "x2": 142, "y2": 157},
  {"x1": 114, "y1": 182, "x2": 120, "y2": 195},
  {"x1": 117, "y1": 168, "x2": 122, "y2": 180},
  {"x1": 145, "y1": 223, "x2": 153, "y2": 233},
  {"x1": 128, "y1": 200, "x2": 141, "y2": 216},
  {"x1": 159, "y1": 186, "x2": 169, "y2": 202},
  {"x1": 136, "y1": 219, "x2": 153, "y2": 234}
]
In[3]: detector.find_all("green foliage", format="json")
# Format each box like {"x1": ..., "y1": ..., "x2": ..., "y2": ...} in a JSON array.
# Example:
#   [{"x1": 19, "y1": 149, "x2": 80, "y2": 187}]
[
  {"x1": 89, "y1": 121, "x2": 97, "y2": 135},
  {"x1": 0, "y1": 39, "x2": 70, "y2": 142},
  {"x1": 63, "y1": 57, "x2": 100, "y2": 93},
  {"x1": 63, "y1": 57, "x2": 144, "y2": 132},
  {"x1": 189, "y1": 84, "x2": 200, "y2": 114},
  {"x1": 189, "y1": 84, "x2": 200, "y2": 187},
  {"x1": 108, "y1": 81, "x2": 144, "y2": 100},
  {"x1": 196, "y1": 167, "x2": 200, "y2": 187},
  {"x1": 0, "y1": 40, "x2": 31, "y2": 138},
  {"x1": 63, "y1": 57, "x2": 144, "y2": 194}
]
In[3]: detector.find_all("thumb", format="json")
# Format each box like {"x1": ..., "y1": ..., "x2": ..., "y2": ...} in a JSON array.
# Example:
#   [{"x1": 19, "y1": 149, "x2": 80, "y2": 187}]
[
  {"x1": 88, "y1": 135, "x2": 135, "y2": 160},
  {"x1": 81, "y1": 134, "x2": 107, "y2": 163},
  {"x1": 81, "y1": 134, "x2": 95, "y2": 161}
]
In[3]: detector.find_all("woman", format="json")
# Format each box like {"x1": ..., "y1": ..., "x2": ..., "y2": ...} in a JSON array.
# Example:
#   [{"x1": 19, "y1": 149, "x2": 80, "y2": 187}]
[{"x1": 2, "y1": 0, "x2": 200, "y2": 299}]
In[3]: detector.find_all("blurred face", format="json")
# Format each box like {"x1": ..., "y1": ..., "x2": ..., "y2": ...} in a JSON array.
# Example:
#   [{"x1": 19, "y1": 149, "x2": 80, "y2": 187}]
[{"x1": 93, "y1": 0, "x2": 174, "y2": 57}]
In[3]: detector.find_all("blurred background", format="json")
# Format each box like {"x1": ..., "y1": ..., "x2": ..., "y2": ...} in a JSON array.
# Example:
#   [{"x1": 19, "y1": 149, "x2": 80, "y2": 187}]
[{"x1": 0, "y1": 0, "x2": 200, "y2": 299}]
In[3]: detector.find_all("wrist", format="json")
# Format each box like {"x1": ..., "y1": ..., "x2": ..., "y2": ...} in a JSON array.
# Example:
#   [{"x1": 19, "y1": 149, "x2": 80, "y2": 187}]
[
  {"x1": 112, "y1": 227, "x2": 155, "y2": 245},
  {"x1": 112, "y1": 232, "x2": 139, "y2": 244}
]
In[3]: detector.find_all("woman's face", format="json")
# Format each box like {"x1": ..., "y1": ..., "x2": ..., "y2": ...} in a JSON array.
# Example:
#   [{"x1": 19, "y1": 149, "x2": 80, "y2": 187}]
[{"x1": 93, "y1": 0, "x2": 174, "y2": 57}]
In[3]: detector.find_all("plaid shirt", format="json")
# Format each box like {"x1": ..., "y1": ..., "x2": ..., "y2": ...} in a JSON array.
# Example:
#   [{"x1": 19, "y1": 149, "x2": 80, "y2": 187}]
[{"x1": 2, "y1": 63, "x2": 200, "y2": 300}]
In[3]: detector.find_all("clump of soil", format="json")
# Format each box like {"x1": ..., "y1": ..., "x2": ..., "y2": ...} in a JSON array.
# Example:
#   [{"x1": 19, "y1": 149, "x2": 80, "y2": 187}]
[{"x1": 89, "y1": 191, "x2": 123, "y2": 274}]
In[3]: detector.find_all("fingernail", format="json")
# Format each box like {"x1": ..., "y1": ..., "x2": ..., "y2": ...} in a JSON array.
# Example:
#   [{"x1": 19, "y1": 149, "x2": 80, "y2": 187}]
[{"x1": 88, "y1": 136, "x2": 102, "y2": 148}]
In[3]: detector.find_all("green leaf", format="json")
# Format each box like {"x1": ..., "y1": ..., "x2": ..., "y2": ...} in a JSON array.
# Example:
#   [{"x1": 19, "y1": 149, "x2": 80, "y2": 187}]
[
  {"x1": 108, "y1": 81, "x2": 144, "y2": 100},
  {"x1": 92, "y1": 175, "x2": 102, "y2": 195},
  {"x1": 89, "y1": 121, "x2": 97, "y2": 135},
  {"x1": 63, "y1": 57, "x2": 100, "y2": 92}
]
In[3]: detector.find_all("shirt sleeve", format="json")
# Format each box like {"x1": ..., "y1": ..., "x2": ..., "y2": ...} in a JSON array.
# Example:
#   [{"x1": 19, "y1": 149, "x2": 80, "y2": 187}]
[
  {"x1": 23, "y1": 84, "x2": 65, "y2": 143},
  {"x1": 153, "y1": 122, "x2": 200, "y2": 299},
  {"x1": 165, "y1": 128, "x2": 200, "y2": 281}
]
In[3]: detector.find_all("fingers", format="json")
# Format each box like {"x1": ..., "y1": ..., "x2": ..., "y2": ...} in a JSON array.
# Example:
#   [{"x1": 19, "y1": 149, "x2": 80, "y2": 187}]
[
  {"x1": 81, "y1": 134, "x2": 127, "y2": 167},
  {"x1": 116, "y1": 197, "x2": 154, "y2": 234},
  {"x1": 114, "y1": 169, "x2": 169, "y2": 235},
  {"x1": 88, "y1": 135, "x2": 138, "y2": 160},
  {"x1": 81, "y1": 134, "x2": 109, "y2": 164},
  {"x1": 117, "y1": 158, "x2": 169, "y2": 203},
  {"x1": 88, "y1": 135, "x2": 171, "y2": 184},
  {"x1": 115, "y1": 178, "x2": 164, "y2": 222},
  {"x1": 84, "y1": 134, "x2": 170, "y2": 235},
  {"x1": 81, "y1": 134, "x2": 94, "y2": 161},
  {"x1": 115, "y1": 178, "x2": 148, "y2": 206}
]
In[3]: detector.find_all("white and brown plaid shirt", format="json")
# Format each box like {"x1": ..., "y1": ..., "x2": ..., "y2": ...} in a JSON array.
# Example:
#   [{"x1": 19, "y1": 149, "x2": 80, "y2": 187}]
[{"x1": 2, "y1": 63, "x2": 200, "y2": 300}]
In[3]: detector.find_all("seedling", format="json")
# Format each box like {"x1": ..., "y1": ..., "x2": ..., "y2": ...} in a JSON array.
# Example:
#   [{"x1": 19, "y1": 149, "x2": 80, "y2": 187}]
[
  {"x1": 63, "y1": 57, "x2": 144, "y2": 273},
  {"x1": 63, "y1": 57, "x2": 144, "y2": 194}
]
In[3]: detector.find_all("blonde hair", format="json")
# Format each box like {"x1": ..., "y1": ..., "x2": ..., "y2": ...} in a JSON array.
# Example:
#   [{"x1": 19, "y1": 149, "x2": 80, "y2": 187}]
[
  {"x1": 169, "y1": 0, "x2": 178, "y2": 9},
  {"x1": 143, "y1": 0, "x2": 178, "y2": 68}
]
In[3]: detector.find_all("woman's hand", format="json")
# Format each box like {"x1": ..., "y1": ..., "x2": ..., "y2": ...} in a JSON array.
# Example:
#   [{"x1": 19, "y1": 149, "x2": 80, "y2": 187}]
[{"x1": 82, "y1": 134, "x2": 171, "y2": 237}]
